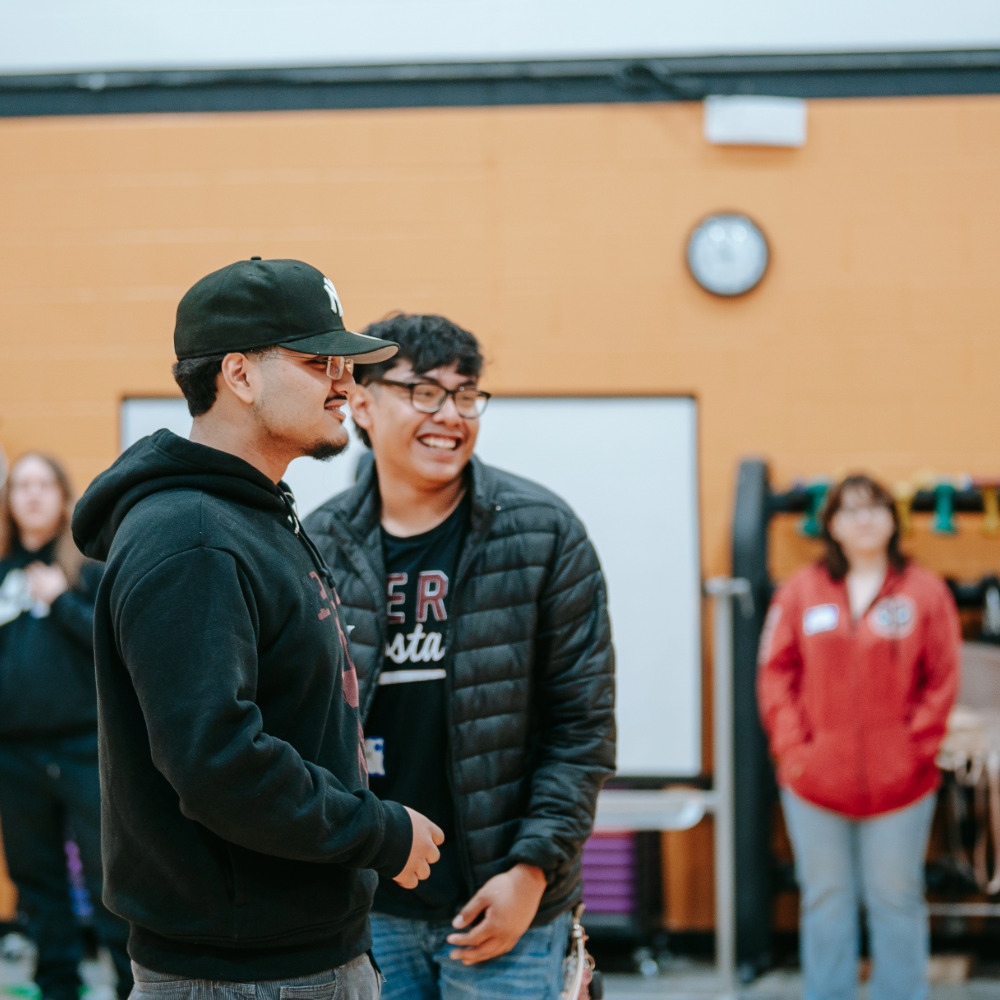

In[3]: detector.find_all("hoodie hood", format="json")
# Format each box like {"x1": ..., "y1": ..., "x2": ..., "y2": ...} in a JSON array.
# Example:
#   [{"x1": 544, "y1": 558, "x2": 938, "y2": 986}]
[{"x1": 72, "y1": 429, "x2": 287, "y2": 561}]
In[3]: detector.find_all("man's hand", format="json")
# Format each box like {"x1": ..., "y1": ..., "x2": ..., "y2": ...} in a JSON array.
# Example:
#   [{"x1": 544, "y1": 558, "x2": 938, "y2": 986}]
[
  {"x1": 24, "y1": 563, "x2": 69, "y2": 608},
  {"x1": 446, "y1": 863, "x2": 547, "y2": 965},
  {"x1": 392, "y1": 806, "x2": 444, "y2": 889}
]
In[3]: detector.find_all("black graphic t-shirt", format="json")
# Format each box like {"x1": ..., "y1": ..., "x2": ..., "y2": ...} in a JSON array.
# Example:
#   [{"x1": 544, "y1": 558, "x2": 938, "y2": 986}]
[{"x1": 366, "y1": 495, "x2": 470, "y2": 917}]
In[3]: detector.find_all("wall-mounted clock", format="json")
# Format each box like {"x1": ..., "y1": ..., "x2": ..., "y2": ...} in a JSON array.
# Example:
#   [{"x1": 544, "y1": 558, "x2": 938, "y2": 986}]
[{"x1": 686, "y1": 213, "x2": 769, "y2": 297}]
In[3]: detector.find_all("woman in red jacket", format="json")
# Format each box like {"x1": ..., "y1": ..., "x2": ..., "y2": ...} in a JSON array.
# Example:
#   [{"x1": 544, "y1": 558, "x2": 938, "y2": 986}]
[{"x1": 758, "y1": 473, "x2": 960, "y2": 1000}]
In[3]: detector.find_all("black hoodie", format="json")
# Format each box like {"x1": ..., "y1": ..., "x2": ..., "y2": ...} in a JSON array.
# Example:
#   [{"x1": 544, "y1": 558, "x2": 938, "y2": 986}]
[{"x1": 72, "y1": 430, "x2": 412, "y2": 980}]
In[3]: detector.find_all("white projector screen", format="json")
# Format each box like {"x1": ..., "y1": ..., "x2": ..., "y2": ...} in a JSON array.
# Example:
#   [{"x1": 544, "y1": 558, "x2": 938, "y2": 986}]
[{"x1": 121, "y1": 394, "x2": 702, "y2": 778}]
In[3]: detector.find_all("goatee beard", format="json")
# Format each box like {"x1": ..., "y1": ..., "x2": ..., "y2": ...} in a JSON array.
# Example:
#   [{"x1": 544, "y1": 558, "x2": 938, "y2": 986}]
[{"x1": 305, "y1": 439, "x2": 349, "y2": 461}]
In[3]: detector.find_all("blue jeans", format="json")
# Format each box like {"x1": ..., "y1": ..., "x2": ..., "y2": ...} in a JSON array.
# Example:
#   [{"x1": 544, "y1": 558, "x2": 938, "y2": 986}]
[
  {"x1": 129, "y1": 953, "x2": 381, "y2": 1000},
  {"x1": 781, "y1": 789, "x2": 936, "y2": 1000},
  {"x1": 370, "y1": 910, "x2": 571, "y2": 1000}
]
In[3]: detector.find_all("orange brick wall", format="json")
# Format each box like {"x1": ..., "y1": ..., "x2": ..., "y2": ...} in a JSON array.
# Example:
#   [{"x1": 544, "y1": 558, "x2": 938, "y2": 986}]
[
  {"x1": 2, "y1": 97, "x2": 999, "y2": 574},
  {"x1": 1, "y1": 94, "x2": 999, "y2": 929}
]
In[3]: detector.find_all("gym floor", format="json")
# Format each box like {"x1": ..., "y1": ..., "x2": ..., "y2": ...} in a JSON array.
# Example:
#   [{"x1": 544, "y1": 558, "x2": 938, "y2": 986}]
[{"x1": 0, "y1": 935, "x2": 999, "y2": 1000}]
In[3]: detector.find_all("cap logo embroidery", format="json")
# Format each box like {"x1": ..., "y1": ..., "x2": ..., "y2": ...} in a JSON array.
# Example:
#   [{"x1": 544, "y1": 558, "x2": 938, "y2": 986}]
[{"x1": 323, "y1": 277, "x2": 343, "y2": 317}]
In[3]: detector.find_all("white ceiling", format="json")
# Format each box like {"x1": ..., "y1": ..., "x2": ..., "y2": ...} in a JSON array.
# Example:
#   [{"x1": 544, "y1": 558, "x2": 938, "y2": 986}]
[{"x1": 2, "y1": 0, "x2": 999, "y2": 75}]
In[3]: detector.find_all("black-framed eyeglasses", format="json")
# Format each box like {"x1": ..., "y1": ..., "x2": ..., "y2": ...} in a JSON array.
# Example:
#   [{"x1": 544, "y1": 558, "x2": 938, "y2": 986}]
[{"x1": 368, "y1": 378, "x2": 491, "y2": 418}]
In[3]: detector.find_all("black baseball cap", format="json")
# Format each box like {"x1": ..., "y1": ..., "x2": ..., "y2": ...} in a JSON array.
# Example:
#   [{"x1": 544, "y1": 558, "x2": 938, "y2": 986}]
[{"x1": 174, "y1": 257, "x2": 398, "y2": 363}]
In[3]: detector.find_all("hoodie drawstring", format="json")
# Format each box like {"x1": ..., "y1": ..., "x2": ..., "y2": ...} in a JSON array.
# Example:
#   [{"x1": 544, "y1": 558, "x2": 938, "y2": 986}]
[{"x1": 280, "y1": 490, "x2": 338, "y2": 591}]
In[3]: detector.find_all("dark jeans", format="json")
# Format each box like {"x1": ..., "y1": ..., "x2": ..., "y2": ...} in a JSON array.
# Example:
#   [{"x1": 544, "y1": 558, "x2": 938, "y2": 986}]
[{"x1": 0, "y1": 733, "x2": 132, "y2": 1000}]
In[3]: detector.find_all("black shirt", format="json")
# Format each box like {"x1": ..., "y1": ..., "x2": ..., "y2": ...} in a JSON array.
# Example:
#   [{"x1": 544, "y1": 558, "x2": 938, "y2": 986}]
[{"x1": 367, "y1": 495, "x2": 470, "y2": 918}]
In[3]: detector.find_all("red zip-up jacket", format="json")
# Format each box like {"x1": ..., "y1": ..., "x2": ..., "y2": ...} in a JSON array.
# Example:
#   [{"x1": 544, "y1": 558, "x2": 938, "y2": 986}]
[{"x1": 757, "y1": 561, "x2": 960, "y2": 818}]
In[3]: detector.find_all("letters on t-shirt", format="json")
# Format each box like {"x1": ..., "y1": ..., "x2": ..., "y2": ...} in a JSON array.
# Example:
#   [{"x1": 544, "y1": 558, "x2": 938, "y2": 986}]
[{"x1": 384, "y1": 571, "x2": 449, "y2": 665}]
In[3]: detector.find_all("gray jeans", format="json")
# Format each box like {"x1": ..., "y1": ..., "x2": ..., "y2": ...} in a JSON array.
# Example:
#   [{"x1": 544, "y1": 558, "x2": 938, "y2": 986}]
[{"x1": 130, "y1": 953, "x2": 381, "y2": 1000}]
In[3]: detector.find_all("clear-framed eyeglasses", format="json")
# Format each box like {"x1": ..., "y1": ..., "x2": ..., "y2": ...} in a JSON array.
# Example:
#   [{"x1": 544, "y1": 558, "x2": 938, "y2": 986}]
[
  {"x1": 369, "y1": 379, "x2": 491, "y2": 418},
  {"x1": 835, "y1": 501, "x2": 892, "y2": 521},
  {"x1": 266, "y1": 350, "x2": 355, "y2": 381}
]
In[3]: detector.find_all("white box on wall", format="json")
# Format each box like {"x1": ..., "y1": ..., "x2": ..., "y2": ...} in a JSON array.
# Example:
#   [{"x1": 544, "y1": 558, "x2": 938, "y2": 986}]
[{"x1": 704, "y1": 95, "x2": 808, "y2": 147}]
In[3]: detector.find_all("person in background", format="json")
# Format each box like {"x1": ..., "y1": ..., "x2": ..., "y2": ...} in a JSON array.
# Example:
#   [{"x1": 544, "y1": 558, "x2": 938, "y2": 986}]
[
  {"x1": 0, "y1": 453, "x2": 132, "y2": 1000},
  {"x1": 758, "y1": 472, "x2": 961, "y2": 1000},
  {"x1": 305, "y1": 313, "x2": 616, "y2": 1000}
]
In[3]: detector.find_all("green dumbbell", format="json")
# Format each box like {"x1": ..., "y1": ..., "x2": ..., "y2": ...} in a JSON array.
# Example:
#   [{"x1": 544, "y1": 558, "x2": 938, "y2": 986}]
[
  {"x1": 932, "y1": 482, "x2": 957, "y2": 535},
  {"x1": 800, "y1": 481, "x2": 830, "y2": 538}
]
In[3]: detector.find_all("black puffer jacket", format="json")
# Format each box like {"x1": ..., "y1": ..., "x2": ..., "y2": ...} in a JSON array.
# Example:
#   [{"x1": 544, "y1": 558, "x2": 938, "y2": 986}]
[{"x1": 304, "y1": 455, "x2": 616, "y2": 924}]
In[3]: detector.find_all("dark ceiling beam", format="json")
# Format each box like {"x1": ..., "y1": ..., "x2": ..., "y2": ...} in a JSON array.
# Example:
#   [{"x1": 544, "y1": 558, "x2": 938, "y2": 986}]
[{"x1": 1, "y1": 50, "x2": 998, "y2": 117}]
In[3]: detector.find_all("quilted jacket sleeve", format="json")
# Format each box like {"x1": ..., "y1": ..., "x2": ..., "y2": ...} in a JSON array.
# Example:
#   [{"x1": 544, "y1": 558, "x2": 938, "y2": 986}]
[{"x1": 506, "y1": 512, "x2": 616, "y2": 883}]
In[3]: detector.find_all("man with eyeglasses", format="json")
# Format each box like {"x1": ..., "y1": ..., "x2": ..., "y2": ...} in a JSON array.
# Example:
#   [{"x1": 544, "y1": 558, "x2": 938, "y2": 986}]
[
  {"x1": 72, "y1": 260, "x2": 444, "y2": 999},
  {"x1": 305, "y1": 313, "x2": 616, "y2": 1000}
]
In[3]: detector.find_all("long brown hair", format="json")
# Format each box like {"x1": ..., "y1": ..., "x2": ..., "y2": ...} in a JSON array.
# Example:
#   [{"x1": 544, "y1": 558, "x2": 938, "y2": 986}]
[
  {"x1": 819, "y1": 473, "x2": 907, "y2": 581},
  {"x1": 0, "y1": 452, "x2": 85, "y2": 585}
]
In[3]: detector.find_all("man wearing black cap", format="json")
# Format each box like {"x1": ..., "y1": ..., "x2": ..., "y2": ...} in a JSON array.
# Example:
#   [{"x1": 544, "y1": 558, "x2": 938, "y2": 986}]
[{"x1": 72, "y1": 259, "x2": 444, "y2": 999}]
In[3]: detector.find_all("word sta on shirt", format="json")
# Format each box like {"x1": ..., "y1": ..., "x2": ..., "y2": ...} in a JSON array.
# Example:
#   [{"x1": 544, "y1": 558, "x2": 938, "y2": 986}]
[{"x1": 384, "y1": 571, "x2": 449, "y2": 665}]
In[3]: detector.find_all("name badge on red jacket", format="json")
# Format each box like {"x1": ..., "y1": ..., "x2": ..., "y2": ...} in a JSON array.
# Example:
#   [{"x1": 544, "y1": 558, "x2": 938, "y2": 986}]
[{"x1": 802, "y1": 603, "x2": 839, "y2": 635}]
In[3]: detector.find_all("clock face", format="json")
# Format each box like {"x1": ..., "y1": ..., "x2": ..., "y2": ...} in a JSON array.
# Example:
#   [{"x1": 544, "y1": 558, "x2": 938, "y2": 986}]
[{"x1": 686, "y1": 213, "x2": 769, "y2": 297}]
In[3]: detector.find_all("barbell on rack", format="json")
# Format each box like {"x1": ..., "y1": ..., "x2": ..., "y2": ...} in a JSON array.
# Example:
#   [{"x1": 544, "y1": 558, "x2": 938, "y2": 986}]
[{"x1": 775, "y1": 475, "x2": 1000, "y2": 539}]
